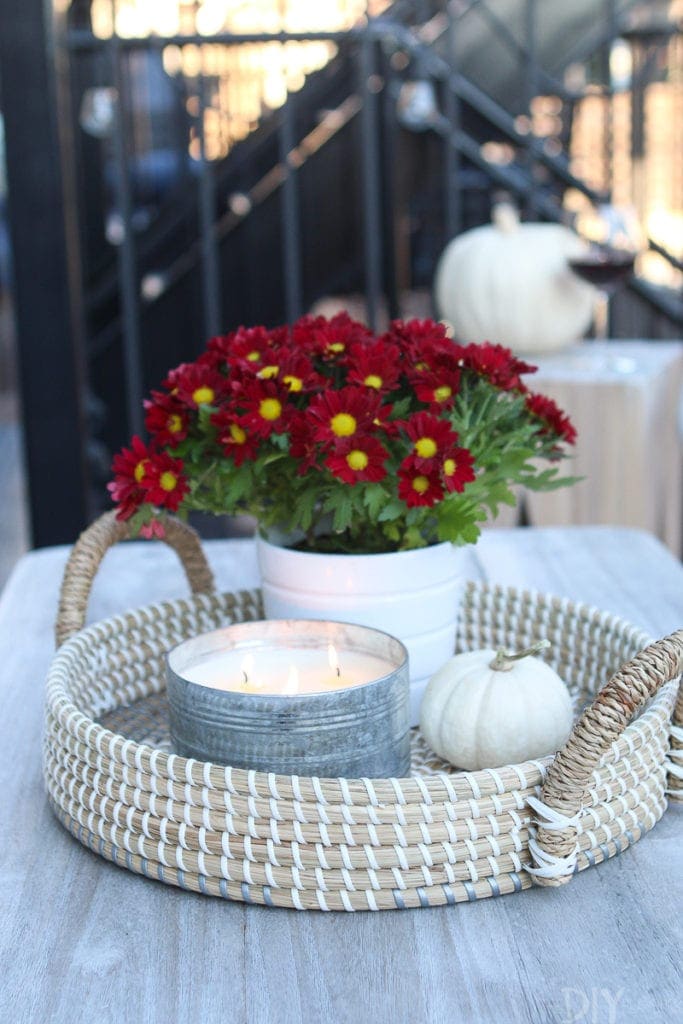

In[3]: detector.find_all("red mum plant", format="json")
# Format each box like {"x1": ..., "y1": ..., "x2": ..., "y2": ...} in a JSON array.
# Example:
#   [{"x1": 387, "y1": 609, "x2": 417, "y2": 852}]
[
  {"x1": 109, "y1": 315, "x2": 578, "y2": 552},
  {"x1": 525, "y1": 392, "x2": 578, "y2": 446},
  {"x1": 441, "y1": 446, "x2": 476, "y2": 493},
  {"x1": 325, "y1": 436, "x2": 389, "y2": 484},
  {"x1": 398, "y1": 458, "x2": 445, "y2": 508},
  {"x1": 346, "y1": 340, "x2": 402, "y2": 393},
  {"x1": 211, "y1": 410, "x2": 260, "y2": 466},
  {"x1": 164, "y1": 362, "x2": 228, "y2": 409},
  {"x1": 460, "y1": 342, "x2": 536, "y2": 392},
  {"x1": 107, "y1": 437, "x2": 189, "y2": 523},
  {"x1": 307, "y1": 386, "x2": 383, "y2": 447},
  {"x1": 402, "y1": 412, "x2": 459, "y2": 469},
  {"x1": 144, "y1": 392, "x2": 189, "y2": 448}
]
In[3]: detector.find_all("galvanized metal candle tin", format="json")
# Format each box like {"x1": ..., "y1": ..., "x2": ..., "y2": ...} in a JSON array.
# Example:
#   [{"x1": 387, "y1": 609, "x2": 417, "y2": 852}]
[{"x1": 167, "y1": 620, "x2": 410, "y2": 778}]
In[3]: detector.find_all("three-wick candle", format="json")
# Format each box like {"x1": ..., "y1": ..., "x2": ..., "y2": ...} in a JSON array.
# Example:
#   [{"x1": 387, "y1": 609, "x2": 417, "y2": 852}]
[
  {"x1": 182, "y1": 642, "x2": 394, "y2": 694},
  {"x1": 167, "y1": 619, "x2": 410, "y2": 778}
]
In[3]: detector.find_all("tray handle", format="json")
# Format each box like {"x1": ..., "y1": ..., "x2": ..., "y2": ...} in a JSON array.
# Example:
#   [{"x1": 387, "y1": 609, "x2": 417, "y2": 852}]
[
  {"x1": 529, "y1": 629, "x2": 683, "y2": 886},
  {"x1": 55, "y1": 511, "x2": 215, "y2": 647}
]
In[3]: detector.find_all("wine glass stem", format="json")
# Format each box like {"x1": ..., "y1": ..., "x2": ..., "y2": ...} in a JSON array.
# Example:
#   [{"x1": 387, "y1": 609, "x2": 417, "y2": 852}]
[{"x1": 594, "y1": 290, "x2": 610, "y2": 339}]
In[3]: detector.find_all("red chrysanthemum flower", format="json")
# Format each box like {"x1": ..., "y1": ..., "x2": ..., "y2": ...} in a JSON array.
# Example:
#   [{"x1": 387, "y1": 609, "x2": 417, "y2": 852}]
[
  {"x1": 209, "y1": 325, "x2": 273, "y2": 368},
  {"x1": 107, "y1": 435, "x2": 156, "y2": 520},
  {"x1": 164, "y1": 362, "x2": 227, "y2": 409},
  {"x1": 397, "y1": 457, "x2": 445, "y2": 508},
  {"x1": 402, "y1": 411, "x2": 459, "y2": 468},
  {"x1": 268, "y1": 325, "x2": 291, "y2": 347},
  {"x1": 461, "y1": 342, "x2": 536, "y2": 391},
  {"x1": 441, "y1": 446, "x2": 476, "y2": 493},
  {"x1": 413, "y1": 367, "x2": 461, "y2": 410},
  {"x1": 385, "y1": 318, "x2": 451, "y2": 358},
  {"x1": 258, "y1": 348, "x2": 323, "y2": 394},
  {"x1": 370, "y1": 401, "x2": 401, "y2": 437},
  {"x1": 289, "y1": 315, "x2": 319, "y2": 349},
  {"x1": 142, "y1": 451, "x2": 190, "y2": 511},
  {"x1": 324, "y1": 436, "x2": 389, "y2": 484},
  {"x1": 525, "y1": 393, "x2": 577, "y2": 445},
  {"x1": 345, "y1": 340, "x2": 402, "y2": 393},
  {"x1": 211, "y1": 410, "x2": 261, "y2": 466},
  {"x1": 144, "y1": 391, "x2": 189, "y2": 448},
  {"x1": 307, "y1": 386, "x2": 382, "y2": 446},
  {"x1": 240, "y1": 379, "x2": 291, "y2": 438},
  {"x1": 205, "y1": 332, "x2": 234, "y2": 362},
  {"x1": 294, "y1": 312, "x2": 373, "y2": 360},
  {"x1": 288, "y1": 412, "x2": 321, "y2": 475}
]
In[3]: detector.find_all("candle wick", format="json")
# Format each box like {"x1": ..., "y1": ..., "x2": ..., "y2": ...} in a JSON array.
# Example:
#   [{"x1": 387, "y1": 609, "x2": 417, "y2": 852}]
[
  {"x1": 242, "y1": 671, "x2": 248, "y2": 684},
  {"x1": 335, "y1": 666, "x2": 340, "y2": 678}
]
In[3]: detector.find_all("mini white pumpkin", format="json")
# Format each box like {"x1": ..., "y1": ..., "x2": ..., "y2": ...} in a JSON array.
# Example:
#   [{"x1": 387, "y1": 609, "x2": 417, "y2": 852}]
[
  {"x1": 434, "y1": 203, "x2": 596, "y2": 355},
  {"x1": 420, "y1": 640, "x2": 574, "y2": 770}
]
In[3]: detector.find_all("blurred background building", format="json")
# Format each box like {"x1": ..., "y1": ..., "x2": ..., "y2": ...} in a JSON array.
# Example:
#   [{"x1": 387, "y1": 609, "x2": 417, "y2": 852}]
[{"x1": 1, "y1": 0, "x2": 682, "y2": 568}]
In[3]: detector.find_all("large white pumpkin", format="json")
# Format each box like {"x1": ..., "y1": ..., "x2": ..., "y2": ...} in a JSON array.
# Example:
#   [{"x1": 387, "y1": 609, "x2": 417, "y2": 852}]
[
  {"x1": 434, "y1": 204, "x2": 596, "y2": 355},
  {"x1": 419, "y1": 642, "x2": 574, "y2": 770}
]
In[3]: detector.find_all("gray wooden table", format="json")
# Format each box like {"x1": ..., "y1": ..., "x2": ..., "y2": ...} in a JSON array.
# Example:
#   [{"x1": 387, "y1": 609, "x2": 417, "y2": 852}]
[{"x1": 1, "y1": 527, "x2": 681, "y2": 1024}]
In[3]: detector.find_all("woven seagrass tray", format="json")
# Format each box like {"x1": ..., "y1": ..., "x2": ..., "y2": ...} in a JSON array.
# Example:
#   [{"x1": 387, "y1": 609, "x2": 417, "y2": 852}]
[{"x1": 44, "y1": 513, "x2": 683, "y2": 911}]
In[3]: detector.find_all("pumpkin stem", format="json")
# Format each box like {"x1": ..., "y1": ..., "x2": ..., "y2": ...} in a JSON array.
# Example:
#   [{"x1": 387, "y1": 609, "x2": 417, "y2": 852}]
[
  {"x1": 492, "y1": 202, "x2": 520, "y2": 234},
  {"x1": 490, "y1": 639, "x2": 551, "y2": 672}
]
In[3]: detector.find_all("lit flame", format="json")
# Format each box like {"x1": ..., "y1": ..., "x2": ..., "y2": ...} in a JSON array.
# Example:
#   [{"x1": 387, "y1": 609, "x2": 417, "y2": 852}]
[
  {"x1": 327, "y1": 644, "x2": 341, "y2": 678},
  {"x1": 241, "y1": 653, "x2": 255, "y2": 686},
  {"x1": 284, "y1": 664, "x2": 299, "y2": 695}
]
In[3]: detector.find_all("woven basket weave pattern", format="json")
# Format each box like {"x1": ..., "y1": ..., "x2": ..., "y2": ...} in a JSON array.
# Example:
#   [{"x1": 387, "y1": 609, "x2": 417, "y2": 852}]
[{"x1": 44, "y1": 580, "x2": 679, "y2": 911}]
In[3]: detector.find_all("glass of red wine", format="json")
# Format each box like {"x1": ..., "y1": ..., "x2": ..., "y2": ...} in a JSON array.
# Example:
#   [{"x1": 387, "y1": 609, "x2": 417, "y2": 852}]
[{"x1": 569, "y1": 206, "x2": 640, "y2": 339}]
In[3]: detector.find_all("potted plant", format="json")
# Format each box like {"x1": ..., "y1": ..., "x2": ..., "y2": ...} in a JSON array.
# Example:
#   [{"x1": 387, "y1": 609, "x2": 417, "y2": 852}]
[{"x1": 109, "y1": 313, "x2": 577, "y2": 721}]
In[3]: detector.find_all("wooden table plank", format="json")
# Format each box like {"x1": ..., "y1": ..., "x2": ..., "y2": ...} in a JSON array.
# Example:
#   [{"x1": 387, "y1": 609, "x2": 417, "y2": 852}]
[{"x1": 0, "y1": 528, "x2": 680, "y2": 1024}]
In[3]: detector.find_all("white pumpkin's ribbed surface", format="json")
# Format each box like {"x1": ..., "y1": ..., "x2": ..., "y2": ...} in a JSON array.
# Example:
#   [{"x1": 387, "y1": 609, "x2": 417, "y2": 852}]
[
  {"x1": 434, "y1": 221, "x2": 595, "y2": 355},
  {"x1": 420, "y1": 649, "x2": 574, "y2": 770}
]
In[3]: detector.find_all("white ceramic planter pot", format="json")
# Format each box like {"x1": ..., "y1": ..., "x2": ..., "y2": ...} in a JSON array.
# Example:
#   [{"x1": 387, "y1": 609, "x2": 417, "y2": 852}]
[{"x1": 256, "y1": 537, "x2": 473, "y2": 726}]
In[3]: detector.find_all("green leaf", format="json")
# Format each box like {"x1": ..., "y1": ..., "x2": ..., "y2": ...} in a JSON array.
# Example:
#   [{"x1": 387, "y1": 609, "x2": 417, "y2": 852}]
[
  {"x1": 400, "y1": 526, "x2": 427, "y2": 550},
  {"x1": 377, "y1": 497, "x2": 405, "y2": 522},
  {"x1": 389, "y1": 396, "x2": 411, "y2": 420},
  {"x1": 480, "y1": 480, "x2": 517, "y2": 517},
  {"x1": 292, "y1": 487, "x2": 319, "y2": 533},
  {"x1": 524, "y1": 471, "x2": 584, "y2": 493},
  {"x1": 382, "y1": 522, "x2": 401, "y2": 543},
  {"x1": 321, "y1": 487, "x2": 356, "y2": 534},
  {"x1": 363, "y1": 483, "x2": 389, "y2": 520},
  {"x1": 435, "y1": 498, "x2": 480, "y2": 545}
]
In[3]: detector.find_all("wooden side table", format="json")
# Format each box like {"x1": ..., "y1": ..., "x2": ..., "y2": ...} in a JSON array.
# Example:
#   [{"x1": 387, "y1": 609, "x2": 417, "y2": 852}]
[{"x1": 522, "y1": 341, "x2": 683, "y2": 555}]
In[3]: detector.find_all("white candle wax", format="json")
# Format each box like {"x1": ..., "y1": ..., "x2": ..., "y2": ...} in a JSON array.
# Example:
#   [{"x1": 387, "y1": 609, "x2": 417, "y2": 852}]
[{"x1": 183, "y1": 646, "x2": 394, "y2": 695}]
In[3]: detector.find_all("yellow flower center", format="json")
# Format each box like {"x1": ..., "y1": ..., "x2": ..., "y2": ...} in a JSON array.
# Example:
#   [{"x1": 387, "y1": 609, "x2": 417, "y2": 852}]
[
  {"x1": 167, "y1": 414, "x2": 183, "y2": 434},
  {"x1": 346, "y1": 449, "x2": 369, "y2": 471},
  {"x1": 259, "y1": 365, "x2": 279, "y2": 379},
  {"x1": 433, "y1": 385, "x2": 452, "y2": 403},
  {"x1": 364, "y1": 374, "x2": 383, "y2": 389},
  {"x1": 415, "y1": 437, "x2": 437, "y2": 459},
  {"x1": 330, "y1": 412, "x2": 357, "y2": 437},
  {"x1": 283, "y1": 375, "x2": 303, "y2": 392},
  {"x1": 415, "y1": 361, "x2": 428, "y2": 371},
  {"x1": 327, "y1": 342, "x2": 345, "y2": 354},
  {"x1": 259, "y1": 397, "x2": 282, "y2": 422},
  {"x1": 443, "y1": 458, "x2": 457, "y2": 477},
  {"x1": 192, "y1": 386, "x2": 215, "y2": 405},
  {"x1": 134, "y1": 460, "x2": 147, "y2": 484},
  {"x1": 246, "y1": 351, "x2": 261, "y2": 362},
  {"x1": 412, "y1": 475, "x2": 429, "y2": 494},
  {"x1": 229, "y1": 424, "x2": 247, "y2": 444},
  {"x1": 160, "y1": 471, "x2": 177, "y2": 492}
]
